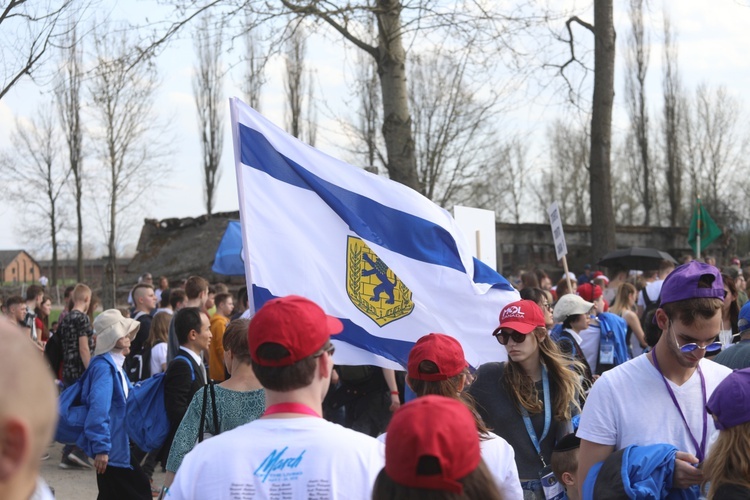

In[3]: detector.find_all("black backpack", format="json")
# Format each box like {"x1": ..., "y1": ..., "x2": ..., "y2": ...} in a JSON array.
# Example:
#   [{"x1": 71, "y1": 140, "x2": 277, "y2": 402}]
[
  {"x1": 44, "y1": 332, "x2": 63, "y2": 377},
  {"x1": 641, "y1": 290, "x2": 662, "y2": 348}
]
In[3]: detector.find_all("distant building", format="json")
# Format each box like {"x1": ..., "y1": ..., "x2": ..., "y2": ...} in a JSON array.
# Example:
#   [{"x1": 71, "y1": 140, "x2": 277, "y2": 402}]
[
  {"x1": 0, "y1": 250, "x2": 41, "y2": 284},
  {"x1": 37, "y1": 257, "x2": 131, "y2": 286}
]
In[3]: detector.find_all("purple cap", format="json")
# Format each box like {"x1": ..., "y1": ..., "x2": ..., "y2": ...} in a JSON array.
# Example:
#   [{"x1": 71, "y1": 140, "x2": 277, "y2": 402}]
[
  {"x1": 707, "y1": 368, "x2": 750, "y2": 430},
  {"x1": 659, "y1": 261, "x2": 724, "y2": 306}
]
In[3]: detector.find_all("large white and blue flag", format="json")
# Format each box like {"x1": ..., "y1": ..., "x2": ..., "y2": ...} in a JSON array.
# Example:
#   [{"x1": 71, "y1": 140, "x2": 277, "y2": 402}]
[{"x1": 230, "y1": 98, "x2": 519, "y2": 369}]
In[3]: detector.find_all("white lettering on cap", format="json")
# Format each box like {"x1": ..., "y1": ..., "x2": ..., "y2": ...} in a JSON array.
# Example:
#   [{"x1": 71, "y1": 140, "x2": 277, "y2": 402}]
[{"x1": 502, "y1": 305, "x2": 525, "y2": 320}]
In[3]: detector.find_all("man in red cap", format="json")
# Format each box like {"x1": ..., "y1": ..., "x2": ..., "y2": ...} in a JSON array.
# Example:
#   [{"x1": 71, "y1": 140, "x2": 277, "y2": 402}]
[{"x1": 169, "y1": 295, "x2": 384, "y2": 499}]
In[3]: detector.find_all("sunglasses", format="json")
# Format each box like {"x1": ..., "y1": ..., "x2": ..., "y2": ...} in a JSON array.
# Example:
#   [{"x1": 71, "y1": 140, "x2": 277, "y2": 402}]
[
  {"x1": 669, "y1": 322, "x2": 722, "y2": 353},
  {"x1": 494, "y1": 330, "x2": 528, "y2": 345},
  {"x1": 313, "y1": 344, "x2": 336, "y2": 358}
]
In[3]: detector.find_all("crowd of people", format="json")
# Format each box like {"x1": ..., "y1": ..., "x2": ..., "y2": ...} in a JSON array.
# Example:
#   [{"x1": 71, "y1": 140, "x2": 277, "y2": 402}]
[{"x1": 1, "y1": 257, "x2": 750, "y2": 499}]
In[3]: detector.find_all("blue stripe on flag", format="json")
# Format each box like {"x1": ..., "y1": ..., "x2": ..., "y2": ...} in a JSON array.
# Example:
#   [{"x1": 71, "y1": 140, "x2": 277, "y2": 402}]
[
  {"x1": 239, "y1": 124, "x2": 465, "y2": 274},
  {"x1": 472, "y1": 257, "x2": 515, "y2": 291},
  {"x1": 251, "y1": 285, "x2": 414, "y2": 367}
]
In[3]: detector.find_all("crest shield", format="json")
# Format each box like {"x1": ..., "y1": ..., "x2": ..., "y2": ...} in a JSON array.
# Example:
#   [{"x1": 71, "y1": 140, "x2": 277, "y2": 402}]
[{"x1": 346, "y1": 236, "x2": 414, "y2": 326}]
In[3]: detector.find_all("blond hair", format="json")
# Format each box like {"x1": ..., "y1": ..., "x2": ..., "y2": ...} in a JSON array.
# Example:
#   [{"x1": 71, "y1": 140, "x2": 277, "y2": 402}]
[
  {"x1": 702, "y1": 422, "x2": 750, "y2": 498},
  {"x1": 503, "y1": 327, "x2": 583, "y2": 421}
]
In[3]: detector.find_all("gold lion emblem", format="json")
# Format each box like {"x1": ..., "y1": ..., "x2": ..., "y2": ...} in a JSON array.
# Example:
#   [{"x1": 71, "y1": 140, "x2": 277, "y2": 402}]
[{"x1": 346, "y1": 236, "x2": 414, "y2": 327}]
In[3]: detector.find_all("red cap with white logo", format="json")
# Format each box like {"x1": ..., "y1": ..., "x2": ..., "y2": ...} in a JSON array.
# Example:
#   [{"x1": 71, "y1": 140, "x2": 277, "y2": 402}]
[{"x1": 492, "y1": 299, "x2": 546, "y2": 335}]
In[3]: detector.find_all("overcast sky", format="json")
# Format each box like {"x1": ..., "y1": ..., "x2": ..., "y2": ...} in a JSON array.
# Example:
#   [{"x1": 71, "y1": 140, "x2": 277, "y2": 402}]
[{"x1": 1, "y1": 0, "x2": 749, "y2": 258}]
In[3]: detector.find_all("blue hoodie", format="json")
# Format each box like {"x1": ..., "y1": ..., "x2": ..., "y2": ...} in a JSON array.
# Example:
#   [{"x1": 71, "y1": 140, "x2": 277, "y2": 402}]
[{"x1": 77, "y1": 353, "x2": 133, "y2": 468}]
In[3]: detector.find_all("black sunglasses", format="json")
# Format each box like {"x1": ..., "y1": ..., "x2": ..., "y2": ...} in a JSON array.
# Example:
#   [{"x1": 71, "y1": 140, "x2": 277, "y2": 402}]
[{"x1": 493, "y1": 330, "x2": 528, "y2": 345}]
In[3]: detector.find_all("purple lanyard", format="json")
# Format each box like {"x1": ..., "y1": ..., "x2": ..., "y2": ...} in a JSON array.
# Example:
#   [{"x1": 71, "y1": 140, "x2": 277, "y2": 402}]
[{"x1": 651, "y1": 348, "x2": 708, "y2": 462}]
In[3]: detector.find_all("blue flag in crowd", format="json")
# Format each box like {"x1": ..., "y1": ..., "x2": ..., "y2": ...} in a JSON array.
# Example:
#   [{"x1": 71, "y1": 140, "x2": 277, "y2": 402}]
[{"x1": 229, "y1": 97, "x2": 519, "y2": 369}]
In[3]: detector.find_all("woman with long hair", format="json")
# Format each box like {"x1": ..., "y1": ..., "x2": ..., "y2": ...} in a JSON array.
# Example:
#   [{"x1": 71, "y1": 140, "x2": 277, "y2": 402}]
[
  {"x1": 520, "y1": 288, "x2": 554, "y2": 330},
  {"x1": 400, "y1": 333, "x2": 522, "y2": 499},
  {"x1": 469, "y1": 300, "x2": 583, "y2": 500},
  {"x1": 35, "y1": 294, "x2": 52, "y2": 342},
  {"x1": 608, "y1": 283, "x2": 648, "y2": 357},
  {"x1": 720, "y1": 273, "x2": 740, "y2": 347},
  {"x1": 146, "y1": 312, "x2": 171, "y2": 375},
  {"x1": 373, "y1": 396, "x2": 503, "y2": 500},
  {"x1": 702, "y1": 368, "x2": 750, "y2": 498}
]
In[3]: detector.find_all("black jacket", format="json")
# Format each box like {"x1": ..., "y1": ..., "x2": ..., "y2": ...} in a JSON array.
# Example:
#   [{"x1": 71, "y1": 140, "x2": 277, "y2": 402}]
[{"x1": 161, "y1": 350, "x2": 205, "y2": 458}]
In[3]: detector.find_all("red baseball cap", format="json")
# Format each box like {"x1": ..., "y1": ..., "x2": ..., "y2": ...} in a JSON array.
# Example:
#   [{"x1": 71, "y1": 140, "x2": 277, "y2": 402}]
[
  {"x1": 493, "y1": 299, "x2": 545, "y2": 335},
  {"x1": 248, "y1": 295, "x2": 343, "y2": 367},
  {"x1": 407, "y1": 334, "x2": 468, "y2": 382},
  {"x1": 385, "y1": 395, "x2": 481, "y2": 493},
  {"x1": 577, "y1": 283, "x2": 602, "y2": 302}
]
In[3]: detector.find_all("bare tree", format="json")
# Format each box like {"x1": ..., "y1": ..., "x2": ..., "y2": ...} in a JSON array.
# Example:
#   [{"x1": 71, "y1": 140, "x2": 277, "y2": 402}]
[
  {"x1": 305, "y1": 68, "x2": 317, "y2": 146},
  {"x1": 537, "y1": 119, "x2": 590, "y2": 225},
  {"x1": 284, "y1": 26, "x2": 306, "y2": 139},
  {"x1": 408, "y1": 49, "x2": 498, "y2": 208},
  {"x1": 661, "y1": 12, "x2": 683, "y2": 227},
  {"x1": 2, "y1": 105, "x2": 71, "y2": 284},
  {"x1": 553, "y1": 1, "x2": 617, "y2": 259},
  {"x1": 133, "y1": 1, "x2": 550, "y2": 193},
  {"x1": 242, "y1": 27, "x2": 265, "y2": 110},
  {"x1": 54, "y1": 24, "x2": 85, "y2": 282},
  {"x1": 0, "y1": 0, "x2": 78, "y2": 100},
  {"x1": 480, "y1": 138, "x2": 529, "y2": 224},
  {"x1": 193, "y1": 15, "x2": 225, "y2": 216},
  {"x1": 88, "y1": 28, "x2": 169, "y2": 308},
  {"x1": 624, "y1": 0, "x2": 652, "y2": 225}
]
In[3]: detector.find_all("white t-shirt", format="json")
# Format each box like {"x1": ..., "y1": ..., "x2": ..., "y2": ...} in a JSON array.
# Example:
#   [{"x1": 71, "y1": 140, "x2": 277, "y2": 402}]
[
  {"x1": 150, "y1": 342, "x2": 168, "y2": 375},
  {"x1": 577, "y1": 354, "x2": 731, "y2": 457},
  {"x1": 578, "y1": 322, "x2": 601, "y2": 372},
  {"x1": 377, "y1": 431, "x2": 523, "y2": 500},
  {"x1": 637, "y1": 280, "x2": 664, "y2": 308},
  {"x1": 169, "y1": 417, "x2": 384, "y2": 499}
]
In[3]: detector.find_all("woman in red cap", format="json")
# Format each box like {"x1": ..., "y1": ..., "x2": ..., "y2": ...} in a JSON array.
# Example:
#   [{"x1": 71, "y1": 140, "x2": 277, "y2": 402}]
[
  {"x1": 373, "y1": 395, "x2": 502, "y2": 499},
  {"x1": 469, "y1": 299, "x2": 584, "y2": 500},
  {"x1": 400, "y1": 333, "x2": 523, "y2": 499}
]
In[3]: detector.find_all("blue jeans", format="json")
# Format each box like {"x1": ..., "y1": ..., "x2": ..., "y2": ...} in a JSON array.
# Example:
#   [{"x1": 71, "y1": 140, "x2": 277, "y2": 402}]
[{"x1": 521, "y1": 479, "x2": 545, "y2": 500}]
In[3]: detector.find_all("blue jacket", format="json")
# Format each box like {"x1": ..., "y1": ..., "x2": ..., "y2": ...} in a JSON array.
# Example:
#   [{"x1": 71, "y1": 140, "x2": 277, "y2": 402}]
[
  {"x1": 597, "y1": 312, "x2": 630, "y2": 367},
  {"x1": 583, "y1": 444, "x2": 700, "y2": 500},
  {"x1": 77, "y1": 353, "x2": 133, "y2": 468}
]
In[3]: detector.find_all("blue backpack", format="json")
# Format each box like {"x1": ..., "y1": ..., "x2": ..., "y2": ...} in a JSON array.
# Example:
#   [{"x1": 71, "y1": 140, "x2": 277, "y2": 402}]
[
  {"x1": 126, "y1": 355, "x2": 194, "y2": 452},
  {"x1": 55, "y1": 356, "x2": 115, "y2": 444}
]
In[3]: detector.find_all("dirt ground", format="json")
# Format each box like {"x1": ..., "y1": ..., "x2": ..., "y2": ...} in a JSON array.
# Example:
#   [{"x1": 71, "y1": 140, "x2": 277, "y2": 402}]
[{"x1": 41, "y1": 442, "x2": 165, "y2": 499}]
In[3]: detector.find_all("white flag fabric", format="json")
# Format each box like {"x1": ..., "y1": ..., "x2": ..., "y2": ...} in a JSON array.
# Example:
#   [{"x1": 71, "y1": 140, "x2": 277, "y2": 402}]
[{"x1": 230, "y1": 98, "x2": 519, "y2": 369}]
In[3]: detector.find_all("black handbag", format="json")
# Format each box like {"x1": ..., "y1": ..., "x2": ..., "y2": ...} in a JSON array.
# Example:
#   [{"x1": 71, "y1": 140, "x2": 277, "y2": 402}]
[{"x1": 198, "y1": 382, "x2": 220, "y2": 442}]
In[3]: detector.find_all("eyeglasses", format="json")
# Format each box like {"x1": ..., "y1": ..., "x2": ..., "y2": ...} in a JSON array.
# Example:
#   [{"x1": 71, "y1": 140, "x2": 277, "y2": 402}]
[
  {"x1": 313, "y1": 344, "x2": 336, "y2": 358},
  {"x1": 494, "y1": 330, "x2": 528, "y2": 345},
  {"x1": 669, "y1": 322, "x2": 722, "y2": 353},
  {"x1": 542, "y1": 302, "x2": 553, "y2": 312}
]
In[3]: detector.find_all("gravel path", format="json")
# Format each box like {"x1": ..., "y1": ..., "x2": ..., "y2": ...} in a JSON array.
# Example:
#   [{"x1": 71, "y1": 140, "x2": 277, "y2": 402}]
[{"x1": 41, "y1": 443, "x2": 165, "y2": 499}]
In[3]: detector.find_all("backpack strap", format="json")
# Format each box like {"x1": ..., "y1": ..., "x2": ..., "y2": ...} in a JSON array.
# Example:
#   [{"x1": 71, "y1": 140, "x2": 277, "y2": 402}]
[{"x1": 173, "y1": 355, "x2": 196, "y2": 382}]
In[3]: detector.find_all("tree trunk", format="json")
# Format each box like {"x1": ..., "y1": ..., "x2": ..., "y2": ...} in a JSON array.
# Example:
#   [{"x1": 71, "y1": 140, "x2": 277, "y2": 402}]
[
  {"x1": 375, "y1": 0, "x2": 420, "y2": 192},
  {"x1": 589, "y1": 0, "x2": 617, "y2": 261},
  {"x1": 104, "y1": 163, "x2": 118, "y2": 310},
  {"x1": 77, "y1": 189, "x2": 84, "y2": 282}
]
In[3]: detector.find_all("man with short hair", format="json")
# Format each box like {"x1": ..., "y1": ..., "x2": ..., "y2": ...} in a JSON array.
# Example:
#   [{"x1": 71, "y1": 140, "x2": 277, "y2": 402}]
[
  {"x1": 713, "y1": 301, "x2": 750, "y2": 369},
  {"x1": 56, "y1": 283, "x2": 94, "y2": 469},
  {"x1": 208, "y1": 292, "x2": 233, "y2": 381},
  {"x1": 161, "y1": 307, "x2": 210, "y2": 467},
  {"x1": 577, "y1": 262, "x2": 732, "y2": 496},
  {"x1": 167, "y1": 277, "x2": 209, "y2": 362},
  {"x1": 168, "y1": 288, "x2": 187, "y2": 314},
  {"x1": 168, "y1": 295, "x2": 383, "y2": 498},
  {"x1": 4, "y1": 296, "x2": 26, "y2": 328},
  {"x1": 127, "y1": 283, "x2": 159, "y2": 381},
  {"x1": 636, "y1": 259, "x2": 676, "y2": 318},
  {"x1": 0, "y1": 321, "x2": 57, "y2": 500},
  {"x1": 22, "y1": 285, "x2": 44, "y2": 343}
]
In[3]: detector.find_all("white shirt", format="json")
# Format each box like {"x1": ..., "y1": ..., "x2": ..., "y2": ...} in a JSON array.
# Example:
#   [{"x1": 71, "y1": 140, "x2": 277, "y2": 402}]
[
  {"x1": 377, "y1": 430, "x2": 523, "y2": 500},
  {"x1": 109, "y1": 351, "x2": 129, "y2": 398},
  {"x1": 578, "y1": 322, "x2": 601, "y2": 372},
  {"x1": 150, "y1": 342, "x2": 168, "y2": 375},
  {"x1": 179, "y1": 346, "x2": 203, "y2": 366},
  {"x1": 637, "y1": 279, "x2": 664, "y2": 308},
  {"x1": 577, "y1": 354, "x2": 731, "y2": 456},
  {"x1": 31, "y1": 477, "x2": 55, "y2": 500},
  {"x1": 169, "y1": 417, "x2": 384, "y2": 499}
]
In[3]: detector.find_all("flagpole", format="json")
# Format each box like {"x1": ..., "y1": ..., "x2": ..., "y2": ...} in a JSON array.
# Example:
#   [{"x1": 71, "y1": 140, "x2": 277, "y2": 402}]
[{"x1": 696, "y1": 196, "x2": 702, "y2": 261}]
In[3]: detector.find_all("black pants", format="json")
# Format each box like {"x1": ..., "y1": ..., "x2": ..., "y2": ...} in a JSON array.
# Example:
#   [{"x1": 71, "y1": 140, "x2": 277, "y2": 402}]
[{"x1": 96, "y1": 454, "x2": 151, "y2": 500}]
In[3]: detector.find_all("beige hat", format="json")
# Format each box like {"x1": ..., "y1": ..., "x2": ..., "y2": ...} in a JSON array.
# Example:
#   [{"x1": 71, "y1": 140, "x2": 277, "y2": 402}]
[
  {"x1": 93, "y1": 309, "x2": 140, "y2": 356},
  {"x1": 553, "y1": 294, "x2": 594, "y2": 323}
]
